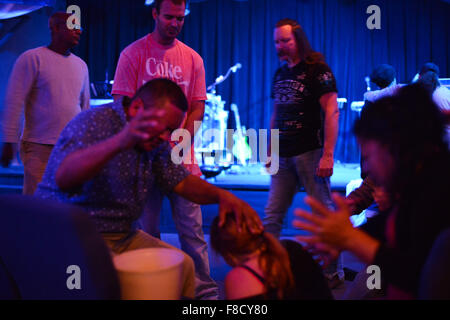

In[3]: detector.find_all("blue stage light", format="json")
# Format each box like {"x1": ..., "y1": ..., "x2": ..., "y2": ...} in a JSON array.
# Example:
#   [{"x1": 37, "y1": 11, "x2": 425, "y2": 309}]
[{"x1": 144, "y1": 0, "x2": 190, "y2": 15}]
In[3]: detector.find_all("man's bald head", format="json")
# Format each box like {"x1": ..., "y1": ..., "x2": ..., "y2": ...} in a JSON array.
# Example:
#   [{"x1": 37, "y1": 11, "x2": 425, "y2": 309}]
[
  {"x1": 48, "y1": 12, "x2": 81, "y2": 50},
  {"x1": 49, "y1": 12, "x2": 71, "y2": 31}
]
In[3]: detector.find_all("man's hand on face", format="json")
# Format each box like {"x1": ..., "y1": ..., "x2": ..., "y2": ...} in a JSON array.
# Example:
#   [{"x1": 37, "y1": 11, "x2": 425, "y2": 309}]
[
  {"x1": 217, "y1": 189, "x2": 264, "y2": 235},
  {"x1": 118, "y1": 108, "x2": 166, "y2": 151}
]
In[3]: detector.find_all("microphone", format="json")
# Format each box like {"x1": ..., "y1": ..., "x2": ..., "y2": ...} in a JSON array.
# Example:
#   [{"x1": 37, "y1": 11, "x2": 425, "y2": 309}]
[
  {"x1": 230, "y1": 63, "x2": 242, "y2": 73},
  {"x1": 364, "y1": 76, "x2": 371, "y2": 91}
]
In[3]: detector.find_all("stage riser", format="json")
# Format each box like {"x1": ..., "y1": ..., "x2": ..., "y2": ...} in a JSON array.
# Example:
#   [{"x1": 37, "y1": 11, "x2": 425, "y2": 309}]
[
  {"x1": 159, "y1": 189, "x2": 346, "y2": 236},
  {"x1": 0, "y1": 170, "x2": 347, "y2": 236},
  {"x1": 0, "y1": 185, "x2": 345, "y2": 236},
  {"x1": 0, "y1": 175, "x2": 23, "y2": 187}
]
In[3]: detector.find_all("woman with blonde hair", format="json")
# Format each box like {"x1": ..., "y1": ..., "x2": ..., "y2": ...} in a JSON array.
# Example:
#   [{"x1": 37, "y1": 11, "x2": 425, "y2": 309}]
[{"x1": 210, "y1": 213, "x2": 332, "y2": 300}]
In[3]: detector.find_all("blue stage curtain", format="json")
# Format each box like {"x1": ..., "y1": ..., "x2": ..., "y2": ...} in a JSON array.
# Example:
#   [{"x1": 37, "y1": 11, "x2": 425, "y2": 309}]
[{"x1": 72, "y1": 0, "x2": 450, "y2": 163}]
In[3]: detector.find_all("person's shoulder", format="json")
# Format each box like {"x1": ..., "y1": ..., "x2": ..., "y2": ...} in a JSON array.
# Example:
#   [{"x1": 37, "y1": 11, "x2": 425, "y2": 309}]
[
  {"x1": 435, "y1": 85, "x2": 450, "y2": 97},
  {"x1": 307, "y1": 60, "x2": 333, "y2": 75},
  {"x1": 364, "y1": 90, "x2": 378, "y2": 102},
  {"x1": 364, "y1": 84, "x2": 402, "y2": 102},
  {"x1": 176, "y1": 39, "x2": 203, "y2": 60},
  {"x1": 224, "y1": 267, "x2": 265, "y2": 300},
  {"x1": 89, "y1": 103, "x2": 121, "y2": 118},
  {"x1": 72, "y1": 103, "x2": 117, "y2": 124},
  {"x1": 121, "y1": 34, "x2": 149, "y2": 56},
  {"x1": 60, "y1": 104, "x2": 122, "y2": 144},
  {"x1": 69, "y1": 53, "x2": 88, "y2": 68},
  {"x1": 15, "y1": 47, "x2": 45, "y2": 62}
]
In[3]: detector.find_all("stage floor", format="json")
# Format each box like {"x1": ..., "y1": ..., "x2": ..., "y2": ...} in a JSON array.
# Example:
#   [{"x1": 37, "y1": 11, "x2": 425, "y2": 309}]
[
  {"x1": 0, "y1": 161, "x2": 361, "y2": 191},
  {"x1": 203, "y1": 162, "x2": 361, "y2": 191},
  {"x1": 0, "y1": 162, "x2": 362, "y2": 235}
]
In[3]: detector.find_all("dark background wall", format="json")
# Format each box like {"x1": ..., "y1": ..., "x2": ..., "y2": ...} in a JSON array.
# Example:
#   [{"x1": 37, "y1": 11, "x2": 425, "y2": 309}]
[{"x1": 1, "y1": 0, "x2": 449, "y2": 162}]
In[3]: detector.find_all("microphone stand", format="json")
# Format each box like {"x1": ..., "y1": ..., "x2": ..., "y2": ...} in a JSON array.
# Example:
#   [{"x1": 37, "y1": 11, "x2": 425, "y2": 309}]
[{"x1": 207, "y1": 63, "x2": 241, "y2": 93}]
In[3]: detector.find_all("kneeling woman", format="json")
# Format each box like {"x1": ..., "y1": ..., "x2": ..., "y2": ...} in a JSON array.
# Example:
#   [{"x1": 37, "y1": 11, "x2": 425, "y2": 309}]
[{"x1": 210, "y1": 213, "x2": 333, "y2": 300}]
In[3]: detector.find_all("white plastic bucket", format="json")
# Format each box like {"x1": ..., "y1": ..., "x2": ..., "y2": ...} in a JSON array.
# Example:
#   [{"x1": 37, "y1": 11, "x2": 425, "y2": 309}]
[{"x1": 113, "y1": 248, "x2": 185, "y2": 300}]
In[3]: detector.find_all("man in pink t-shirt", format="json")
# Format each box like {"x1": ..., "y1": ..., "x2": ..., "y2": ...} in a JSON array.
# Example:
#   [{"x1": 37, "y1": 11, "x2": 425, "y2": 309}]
[{"x1": 112, "y1": 0, "x2": 218, "y2": 299}]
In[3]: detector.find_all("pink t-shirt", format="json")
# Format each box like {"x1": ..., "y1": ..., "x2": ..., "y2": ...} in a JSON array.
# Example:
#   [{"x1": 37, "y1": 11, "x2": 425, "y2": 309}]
[{"x1": 112, "y1": 34, "x2": 207, "y2": 176}]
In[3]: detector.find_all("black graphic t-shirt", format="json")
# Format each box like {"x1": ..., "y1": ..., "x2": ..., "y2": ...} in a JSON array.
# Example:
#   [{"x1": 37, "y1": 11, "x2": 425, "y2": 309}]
[{"x1": 271, "y1": 61, "x2": 337, "y2": 157}]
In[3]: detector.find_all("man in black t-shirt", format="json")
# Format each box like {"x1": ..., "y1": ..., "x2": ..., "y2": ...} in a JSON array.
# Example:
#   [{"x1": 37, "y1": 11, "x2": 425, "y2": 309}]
[{"x1": 264, "y1": 18, "x2": 342, "y2": 286}]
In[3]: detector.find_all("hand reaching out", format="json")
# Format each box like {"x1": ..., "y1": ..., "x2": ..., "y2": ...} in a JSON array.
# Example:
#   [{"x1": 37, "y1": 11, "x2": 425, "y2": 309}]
[
  {"x1": 293, "y1": 193, "x2": 355, "y2": 251},
  {"x1": 305, "y1": 243, "x2": 341, "y2": 270}
]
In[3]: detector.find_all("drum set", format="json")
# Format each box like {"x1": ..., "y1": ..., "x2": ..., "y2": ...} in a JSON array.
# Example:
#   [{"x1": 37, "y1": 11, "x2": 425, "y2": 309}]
[
  {"x1": 194, "y1": 63, "x2": 244, "y2": 178},
  {"x1": 194, "y1": 92, "x2": 231, "y2": 162}
]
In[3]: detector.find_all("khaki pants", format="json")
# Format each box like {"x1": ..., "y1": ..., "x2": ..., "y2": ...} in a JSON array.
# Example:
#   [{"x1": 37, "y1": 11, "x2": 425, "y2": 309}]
[
  {"x1": 103, "y1": 230, "x2": 196, "y2": 299},
  {"x1": 19, "y1": 141, "x2": 53, "y2": 195}
]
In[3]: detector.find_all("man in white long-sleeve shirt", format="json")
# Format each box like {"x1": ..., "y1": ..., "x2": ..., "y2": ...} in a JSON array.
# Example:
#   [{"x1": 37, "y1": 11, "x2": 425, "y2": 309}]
[{"x1": 1, "y1": 12, "x2": 90, "y2": 194}]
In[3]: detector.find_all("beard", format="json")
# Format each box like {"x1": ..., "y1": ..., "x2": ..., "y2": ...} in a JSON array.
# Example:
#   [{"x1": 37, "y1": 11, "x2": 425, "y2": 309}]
[
  {"x1": 277, "y1": 50, "x2": 291, "y2": 61},
  {"x1": 277, "y1": 50, "x2": 288, "y2": 57}
]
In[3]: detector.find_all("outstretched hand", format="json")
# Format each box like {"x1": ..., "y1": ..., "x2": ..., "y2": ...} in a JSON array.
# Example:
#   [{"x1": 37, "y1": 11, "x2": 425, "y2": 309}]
[
  {"x1": 293, "y1": 193, "x2": 355, "y2": 251},
  {"x1": 304, "y1": 243, "x2": 340, "y2": 269}
]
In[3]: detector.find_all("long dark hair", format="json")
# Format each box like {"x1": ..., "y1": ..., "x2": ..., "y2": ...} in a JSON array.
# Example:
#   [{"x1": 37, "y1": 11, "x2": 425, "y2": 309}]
[
  {"x1": 210, "y1": 214, "x2": 294, "y2": 299},
  {"x1": 353, "y1": 83, "x2": 447, "y2": 196},
  {"x1": 275, "y1": 18, "x2": 325, "y2": 65}
]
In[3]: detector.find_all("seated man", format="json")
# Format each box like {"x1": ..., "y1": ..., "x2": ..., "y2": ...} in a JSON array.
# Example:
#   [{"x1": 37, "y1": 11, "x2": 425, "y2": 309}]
[
  {"x1": 364, "y1": 64, "x2": 402, "y2": 104},
  {"x1": 35, "y1": 78, "x2": 262, "y2": 299}
]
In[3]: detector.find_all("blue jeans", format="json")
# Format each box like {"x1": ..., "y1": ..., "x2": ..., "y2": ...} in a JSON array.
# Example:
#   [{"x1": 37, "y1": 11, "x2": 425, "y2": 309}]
[
  {"x1": 263, "y1": 148, "x2": 343, "y2": 278},
  {"x1": 138, "y1": 187, "x2": 219, "y2": 300}
]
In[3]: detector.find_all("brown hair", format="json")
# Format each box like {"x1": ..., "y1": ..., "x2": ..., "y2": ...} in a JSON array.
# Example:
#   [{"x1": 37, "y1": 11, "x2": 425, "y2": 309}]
[
  {"x1": 275, "y1": 18, "x2": 325, "y2": 65},
  {"x1": 210, "y1": 214, "x2": 294, "y2": 299}
]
